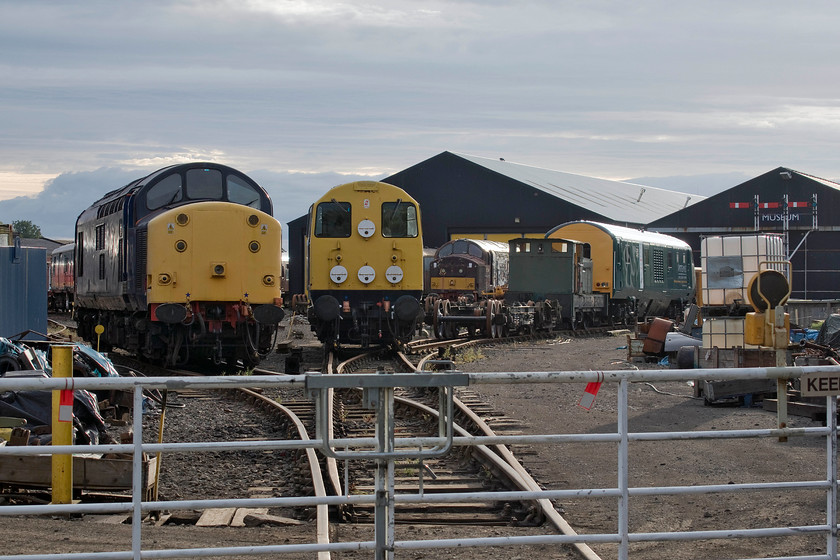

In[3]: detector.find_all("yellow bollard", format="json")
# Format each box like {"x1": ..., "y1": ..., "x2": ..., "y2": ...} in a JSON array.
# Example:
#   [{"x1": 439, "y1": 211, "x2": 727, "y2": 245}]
[{"x1": 51, "y1": 345, "x2": 74, "y2": 505}]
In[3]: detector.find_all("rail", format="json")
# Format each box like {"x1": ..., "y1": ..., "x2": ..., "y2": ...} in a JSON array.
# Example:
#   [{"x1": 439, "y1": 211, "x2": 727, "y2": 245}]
[{"x1": 0, "y1": 364, "x2": 838, "y2": 559}]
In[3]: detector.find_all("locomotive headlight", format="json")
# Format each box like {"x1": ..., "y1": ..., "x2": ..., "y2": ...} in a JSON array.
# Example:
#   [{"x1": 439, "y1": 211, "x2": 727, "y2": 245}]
[
  {"x1": 158, "y1": 273, "x2": 172, "y2": 285},
  {"x1": 247, "y1": 214, "x2": 260, "y2": 227},
  {"x1": 263, "y1": 275, "x2": 275, "y2": 286},
  {"x1": 212, "y1": 263, "x2": 226, "y2": 277},
  {"x1": 176, "y1": 213, "x2": 189, "y2": 226},
  {"x1": 329, "y1": 265, "x2": 348, "y2": 284},
  {"x1": 357, "y1": 219, "x2": 375, "y2": 238},
  {"x1": 385, "y1": 265, "x2": 404, "y2": 284},
  {"x1": 249, "y1": 241, "x2": 260, "y2": 253},
  {"x1": 358, "y1": 265, "x2": 375, "y2": 284},
  {"x1": 175, "y1": 240, "x2": 187, "y2": 252}
]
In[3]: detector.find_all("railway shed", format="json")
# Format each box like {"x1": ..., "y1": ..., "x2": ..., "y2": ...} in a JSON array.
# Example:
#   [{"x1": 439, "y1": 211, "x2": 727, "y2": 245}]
[
  {"x1": 287, "y1": 151, "x2": 704, "y2": 296},
  {"x1": 648, "y1": 167, "x2": 840, "y2": 302},
  {"x1": 382, "y1": 151, "x2": 703, "y2": 248}
]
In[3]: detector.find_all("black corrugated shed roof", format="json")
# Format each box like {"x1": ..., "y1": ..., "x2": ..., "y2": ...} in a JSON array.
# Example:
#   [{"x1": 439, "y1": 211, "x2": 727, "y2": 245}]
[{"x1": 382, "y1": 151, "x2": 703, "y2": 248}]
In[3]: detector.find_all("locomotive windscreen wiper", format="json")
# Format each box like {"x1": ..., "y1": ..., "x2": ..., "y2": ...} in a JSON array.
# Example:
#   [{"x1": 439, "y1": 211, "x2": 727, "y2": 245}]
[
  {"x1": 331, "y1": 198, "x2": 349, "y2": 211},
  {"x1": 389, "y1": 198, "x2": 402, "y2": 223}
]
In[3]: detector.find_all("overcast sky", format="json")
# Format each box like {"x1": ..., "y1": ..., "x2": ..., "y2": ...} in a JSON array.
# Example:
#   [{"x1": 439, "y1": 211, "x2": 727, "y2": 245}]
[{"x1": 2, "y1": 1, "x2": 839, "y2": 239}]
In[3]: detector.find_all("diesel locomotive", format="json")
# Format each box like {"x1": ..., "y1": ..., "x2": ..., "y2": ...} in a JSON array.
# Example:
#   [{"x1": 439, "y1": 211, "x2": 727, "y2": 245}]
[
  {"x1": 546, "y1": 220, "x2": 695, "y2": 323},
  {"x1": 305, "y1": 180, "x2": 424, "y2": 348},
  {"x1": 425, "y1": 222, "x2": 695, "y2": 339},
  {"x1": 425, "y1": 238, "x2": 510, "y2": 338},
  {"x1": 74, "y1": 162, "x2": 285, "y2": 367}
]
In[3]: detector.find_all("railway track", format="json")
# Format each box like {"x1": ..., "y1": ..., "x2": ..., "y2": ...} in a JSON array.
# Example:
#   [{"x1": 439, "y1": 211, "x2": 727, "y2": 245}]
[
  {"x1": 404, "y1": 324, "x2": 620, "y2": 355},
  {"x1": 46, "y1": 317, "x2": 604, "y2": 558},
  {"x1": 321, "y1": 347, "x2": 602, "y2": 559}
]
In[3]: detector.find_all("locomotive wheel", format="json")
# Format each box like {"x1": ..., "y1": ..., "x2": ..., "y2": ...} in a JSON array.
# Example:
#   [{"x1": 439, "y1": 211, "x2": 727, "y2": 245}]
[
  {"x1": 491, "y1": 301, "x2": 503, "y2": 338},
  {"x1": 433, "y1": 299, "x2": 443, "y2": 339},
  {"x1": 483, "y1": 300, "x2": 493, "y2": 338},
  {"x1": 435, "y1": 299, "x2": 452, "y2": 339},
  {"x1": 425, "y1": 295, "x2": 438, "y2": 315},
  {"x1": 442, "y1": 300, "x2": 456, "y2": 339}
]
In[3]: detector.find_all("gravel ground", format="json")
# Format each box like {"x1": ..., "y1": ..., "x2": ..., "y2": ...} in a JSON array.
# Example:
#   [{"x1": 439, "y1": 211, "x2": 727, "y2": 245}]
[{"x1": 2, "y1": 320, "x2": 834, "y2": 559}]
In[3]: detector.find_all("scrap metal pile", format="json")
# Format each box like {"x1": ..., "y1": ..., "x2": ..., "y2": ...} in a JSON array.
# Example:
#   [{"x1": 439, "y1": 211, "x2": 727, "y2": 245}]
[{"x1": 0, "y1": 336, "x2": 121, "y2": 446}]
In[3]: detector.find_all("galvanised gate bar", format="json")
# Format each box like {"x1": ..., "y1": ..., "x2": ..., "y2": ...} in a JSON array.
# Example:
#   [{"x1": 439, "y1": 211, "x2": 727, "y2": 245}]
[{"x1": 0, "y1": 364, "x2": 838, "y2": 560}]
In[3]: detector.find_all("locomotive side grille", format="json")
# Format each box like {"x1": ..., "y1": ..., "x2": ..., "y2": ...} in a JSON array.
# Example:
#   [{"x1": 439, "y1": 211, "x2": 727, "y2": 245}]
[
  {"x1": 652, "y1": 248, "x2": 665, "y2": 284},
  {"x1": 135, "y1": 229, "x2": 147, "y2": 291}
]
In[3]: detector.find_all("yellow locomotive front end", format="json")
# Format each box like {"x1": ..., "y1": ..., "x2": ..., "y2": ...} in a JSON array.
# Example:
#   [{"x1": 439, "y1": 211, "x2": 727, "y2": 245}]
[
  {"x1": 306, "y1": 181, "x2": 424, "y2": 347},
  {"x1": 146, "y1": 201, "x2": 284, "y2": 364}
]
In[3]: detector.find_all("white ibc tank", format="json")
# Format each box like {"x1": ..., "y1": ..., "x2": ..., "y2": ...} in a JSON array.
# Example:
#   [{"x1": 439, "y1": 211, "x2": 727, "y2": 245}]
[{"x1": 700, "y1": 234, "x2": 785, "y2": 308}]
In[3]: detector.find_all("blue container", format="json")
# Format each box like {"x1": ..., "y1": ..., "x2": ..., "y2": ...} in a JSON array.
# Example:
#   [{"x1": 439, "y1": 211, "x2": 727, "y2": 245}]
[{"x1": 0, "y1": 241, "x2": 47, "y2": 340}]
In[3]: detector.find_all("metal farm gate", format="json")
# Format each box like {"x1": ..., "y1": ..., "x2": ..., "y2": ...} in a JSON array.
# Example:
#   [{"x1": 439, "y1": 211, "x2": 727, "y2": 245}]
[{"x1": 0, "y1": 362, "x2": 838, "y2": 560}]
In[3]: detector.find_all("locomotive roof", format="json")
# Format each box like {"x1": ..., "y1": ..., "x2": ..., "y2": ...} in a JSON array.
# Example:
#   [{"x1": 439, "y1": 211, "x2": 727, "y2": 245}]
[
  {"x1": 86, "y1": 162, "x2": 265, "y2": 207},
  {"x1": 51, "y1": 242, "x2": 75, "y2": 255},
  {"x1": 436, "y1": 238, "x2": 509, "y2": 257},
  {"x1": 452, "y1": 153, "x2": 704, "y2": 224},
  {"x1": 549, "y1": 220, "x2": 691, "y2": 249},
  {"x1": 315, "y1": 180, "x2": 419, "y2": 203},
  {"x1": 77, "y1": 162, "x2": 272, "y2": 224}
]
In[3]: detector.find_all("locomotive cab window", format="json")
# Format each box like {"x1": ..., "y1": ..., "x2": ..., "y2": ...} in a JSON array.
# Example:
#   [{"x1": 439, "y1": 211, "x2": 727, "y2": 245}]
[
  {"x1": 146, "y1": 175, "x2": 183, "y2": 210},
  {"x1": 314, "y1": 201, "x2": 351, "y2": 237},
  {"x1": 381, "y1": 201, "x2": 418, "y2": 238},
  {"x1": 451, "y1": 239, "x2": 471, "y2": 254},
  {"x1": 186, "y1": 168, "x2": 223, "y2": 200},
  {"x1": 227, "y1": 175, "x2": 262, "y2": 208}
]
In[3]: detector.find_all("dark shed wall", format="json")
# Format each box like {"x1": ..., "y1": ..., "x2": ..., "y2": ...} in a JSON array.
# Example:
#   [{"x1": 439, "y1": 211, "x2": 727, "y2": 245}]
[
  {"x1": 382, "y1": 152, "x2": 605, "y2": 249},
  {"x1": 649, "y1": 167, "x2": 840, "y2": 301},
  {"x1": 287, "y1": 214, "x2": 308, "y2": 297},
  {"x1": 649, "y1": 167, "x2": 837, "y2": 232}
]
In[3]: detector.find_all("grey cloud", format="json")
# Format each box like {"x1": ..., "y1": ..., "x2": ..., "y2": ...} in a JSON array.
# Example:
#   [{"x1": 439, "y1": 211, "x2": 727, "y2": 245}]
[
  {"x1": 3, "y1": 1, "x2": 840, "y2": 186},
  {"x1": 0, "y1": 166, "x2": 373, "y2": 245}
]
